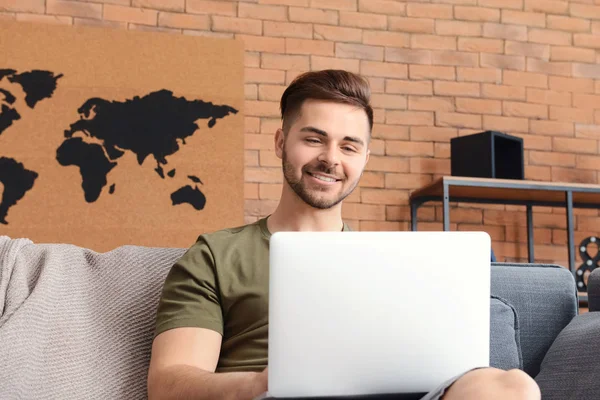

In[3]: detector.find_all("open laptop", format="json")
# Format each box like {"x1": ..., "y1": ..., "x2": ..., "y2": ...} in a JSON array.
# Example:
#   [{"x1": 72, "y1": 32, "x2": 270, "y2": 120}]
[{"x1": 261, "y1": 231, "x2": 491, "y2": 399}]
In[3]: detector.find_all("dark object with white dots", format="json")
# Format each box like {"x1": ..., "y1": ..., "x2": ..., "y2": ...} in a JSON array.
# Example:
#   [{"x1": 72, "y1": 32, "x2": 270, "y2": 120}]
[
  {"x1": 588, "y1": 267, "x2": 600, "y2": 312},
  {"x1": 576, "y1": 236, "x2": 600, "y2": 293}
]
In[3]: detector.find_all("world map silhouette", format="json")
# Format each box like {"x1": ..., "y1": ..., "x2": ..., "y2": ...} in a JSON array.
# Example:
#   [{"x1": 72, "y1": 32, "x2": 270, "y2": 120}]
[{"x1": 0, "y1": 68, "x2": 238, "y2": 225}]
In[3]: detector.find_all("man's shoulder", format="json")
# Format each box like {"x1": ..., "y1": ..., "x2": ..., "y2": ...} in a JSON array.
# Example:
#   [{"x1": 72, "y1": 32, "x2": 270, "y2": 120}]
[{"x1": 195, "y1": 217, "x2": 270, "y2": 248}]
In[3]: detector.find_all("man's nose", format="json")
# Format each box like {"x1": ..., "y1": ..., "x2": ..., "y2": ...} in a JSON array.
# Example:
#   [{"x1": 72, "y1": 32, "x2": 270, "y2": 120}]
[{"x1": 318, "y1": 145, "x2": 340, "y2": 166}]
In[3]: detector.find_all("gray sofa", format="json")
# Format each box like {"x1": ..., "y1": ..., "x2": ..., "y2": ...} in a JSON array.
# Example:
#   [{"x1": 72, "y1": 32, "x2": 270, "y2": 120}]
[
  {"x1": 0, "y1": 237, "x2": 593, "y2": 399},
  {"x1": 490, "y1": 262, "x2": 577, "y2": 379}
]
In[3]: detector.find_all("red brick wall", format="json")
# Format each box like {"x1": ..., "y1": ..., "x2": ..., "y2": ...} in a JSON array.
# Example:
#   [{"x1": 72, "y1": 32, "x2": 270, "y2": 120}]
[{"x1": 2, "y1": 0, "x2": 600, "y2": 267}]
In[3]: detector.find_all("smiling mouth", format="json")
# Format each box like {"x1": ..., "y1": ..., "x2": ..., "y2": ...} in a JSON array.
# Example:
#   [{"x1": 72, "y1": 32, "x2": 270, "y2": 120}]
[{"x1": 307, "y1": 172, "x2": 341, "y2": 183}]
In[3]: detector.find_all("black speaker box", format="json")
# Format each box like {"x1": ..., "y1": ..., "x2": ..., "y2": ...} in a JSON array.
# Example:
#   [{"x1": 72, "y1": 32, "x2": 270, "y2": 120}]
[{"x1": 450, "y1": 131, "x2": 524, "y2": 180}]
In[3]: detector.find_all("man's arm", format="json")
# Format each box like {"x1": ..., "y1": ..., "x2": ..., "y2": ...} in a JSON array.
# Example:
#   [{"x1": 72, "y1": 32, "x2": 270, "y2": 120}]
[{"x1": 147, "y1": 327, "x2": 267, "y2": 400}]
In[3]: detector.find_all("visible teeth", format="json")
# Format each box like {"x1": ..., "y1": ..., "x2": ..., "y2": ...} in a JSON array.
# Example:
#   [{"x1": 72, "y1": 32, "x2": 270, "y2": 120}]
[{"x1": 312, "y1": 173, "x2": 336, "y2": 182}]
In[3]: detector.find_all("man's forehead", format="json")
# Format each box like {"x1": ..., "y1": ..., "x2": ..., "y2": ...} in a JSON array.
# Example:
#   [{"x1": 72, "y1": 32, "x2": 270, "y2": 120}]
[
  {"x1": 295, "y1": 101, "x2": 370, "y2": 133},
  {"x1": 299, "y1": 99, "x2": 364, "y2": 115}
]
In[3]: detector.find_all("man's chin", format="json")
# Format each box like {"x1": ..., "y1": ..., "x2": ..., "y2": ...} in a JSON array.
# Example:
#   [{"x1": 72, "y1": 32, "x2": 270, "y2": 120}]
[
  {"x1": 306, "y1": 201, "x2": 340, "y2": 210},
  {"x1": 302, "y1": 192, "x2": 345, "y2": 210},
  {"x1": 286, "y1": 176, "x2": 352, "y2": 209}
]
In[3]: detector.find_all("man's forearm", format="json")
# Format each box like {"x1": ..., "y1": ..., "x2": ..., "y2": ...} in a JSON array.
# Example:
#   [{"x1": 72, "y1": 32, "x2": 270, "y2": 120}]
[{"x1": 148, "y1": 364, "x2": 265, "y2": 400}]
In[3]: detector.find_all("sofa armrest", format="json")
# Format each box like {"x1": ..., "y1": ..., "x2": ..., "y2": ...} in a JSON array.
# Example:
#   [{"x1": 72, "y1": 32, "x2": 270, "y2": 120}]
[
  {"x1": 491, "y1": 263, "x2": 577, "y2": 377},
  {"x1": 588, "y1": 268, "x2": 600, "y2": 312}
]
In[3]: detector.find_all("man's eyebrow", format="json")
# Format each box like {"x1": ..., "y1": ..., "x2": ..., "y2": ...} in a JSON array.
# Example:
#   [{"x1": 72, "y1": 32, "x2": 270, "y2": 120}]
[
  {"x1": 300, "y1": 126, "x2": 328, "y2": 136},
  {"x1": 344, "y1": 136, "x2": 365, "y2": 146},
  {"x1": 299, "y1": 126, "x2": 365, "y2": 146}
]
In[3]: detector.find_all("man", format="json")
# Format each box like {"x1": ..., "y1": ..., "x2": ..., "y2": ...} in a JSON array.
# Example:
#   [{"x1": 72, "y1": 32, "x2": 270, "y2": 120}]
[{"x1": 147, "y1": 69, "x2": 540, "y2": 400}]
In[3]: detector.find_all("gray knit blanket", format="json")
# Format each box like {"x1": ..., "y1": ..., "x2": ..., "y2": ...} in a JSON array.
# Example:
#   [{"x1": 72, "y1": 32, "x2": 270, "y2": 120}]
[{"x1": 0, "y1": 236, "x2": 185, "y2": 400}]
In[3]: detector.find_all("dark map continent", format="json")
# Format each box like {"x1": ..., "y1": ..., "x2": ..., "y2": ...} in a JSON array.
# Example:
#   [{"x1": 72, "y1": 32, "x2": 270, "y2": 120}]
[
  {"x1": 5, "y1": 69, "x2": 64, "y2": 109},
  {"x1": 0, "y1": 70, "x2": 16, "y2": 81},
  {"x1": 0, "y1": 68, "x2": 63, "y2": 136},
  {"x1": 0, "y1": 104, "x2": 20, "y2": 135},
  {"x1": 56, "y1": 137, "x2": 117, "y2": 203},
  {"x1": 0, "y1": 89, "x2": 19, "y2": 134},
  {"x1": 0, "y1": 69, "x2": 62, "y2": 224},
  {"x1": 188, "y1": 175, "x2": 203, "y2": 184},
  {"x1": 171, "y1": 185, "x2": 206, "y2": 211},
  {"x1": 0, "y1": 88, "x2": 16, "y2": 104},
  {"x1": 60, "y1": 89, "x2": 237, "y2": 207},
  {"x1": 0, "y1": 157, "x2": 38, "y2": 225},
  {"x1": 63, "y1": 89, "x2": 238, "y2": 178}
]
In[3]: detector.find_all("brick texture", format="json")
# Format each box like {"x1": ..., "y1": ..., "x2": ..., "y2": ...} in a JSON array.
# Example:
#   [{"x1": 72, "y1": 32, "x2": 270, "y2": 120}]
[
  {"x1": 104, "y1": 5, "x2": 159, "y2": 25},
  {"x1": 47, "y1": 0, "x2": 102, "y2": 18},
  {"x1": 186, "y1": 0, "x2": 236, "y2": 16},
  {"x1": 133, "y1": 0, "x2": 184, "y2": 12},
  {"x1": 14, "y1": 0, "x2": 600, "y2": 269},
  {"x1": 0, "y1": 0, "x2": 45, "y2": 13},
  {"x1": 158, "y1": 12, "x2": 209, "y2": 30}
]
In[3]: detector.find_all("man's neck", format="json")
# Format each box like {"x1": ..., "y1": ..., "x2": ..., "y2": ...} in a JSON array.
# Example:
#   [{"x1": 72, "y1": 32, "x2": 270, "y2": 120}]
[{"x1": 267, "y1": 185, "x2": 344, "y2": 234}]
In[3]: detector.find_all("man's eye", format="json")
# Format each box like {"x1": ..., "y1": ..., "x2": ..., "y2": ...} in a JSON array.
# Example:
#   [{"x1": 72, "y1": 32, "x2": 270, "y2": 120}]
[
  {"x1": 342, "y1": 146, "x2": 356, "y2": 152},
  {"x1": 306, "y1": 138, "x2": 320, "y2": 143}
]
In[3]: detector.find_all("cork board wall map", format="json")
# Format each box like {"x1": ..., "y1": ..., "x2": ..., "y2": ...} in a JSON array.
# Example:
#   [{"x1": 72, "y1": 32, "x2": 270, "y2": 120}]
[{"x1": 0, "y1": 21, "x2": 245, "y2": 251}]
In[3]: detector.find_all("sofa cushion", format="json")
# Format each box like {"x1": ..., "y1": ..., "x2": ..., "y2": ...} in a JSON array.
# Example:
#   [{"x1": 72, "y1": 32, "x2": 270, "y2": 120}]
[
  {"x1": 535, "y1": 312, "x2": 600, "y2": 399},
  {"x1": 490, "y1": 296, "x2": 523, "y2": 371},
  {"x1": 491, "y1": 263, "x2": 577, "y2": 377}
]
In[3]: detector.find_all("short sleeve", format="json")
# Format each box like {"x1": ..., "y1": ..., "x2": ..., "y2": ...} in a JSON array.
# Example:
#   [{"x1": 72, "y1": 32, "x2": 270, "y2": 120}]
[{"x1": 154, "y1": 237, "x2": 223, "y2": 338}]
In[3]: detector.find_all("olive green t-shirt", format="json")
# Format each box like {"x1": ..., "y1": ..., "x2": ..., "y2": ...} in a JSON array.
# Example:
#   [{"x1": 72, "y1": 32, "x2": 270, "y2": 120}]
[{"x1": 154, "y1": 216, "x2": 350, "y2": 373}]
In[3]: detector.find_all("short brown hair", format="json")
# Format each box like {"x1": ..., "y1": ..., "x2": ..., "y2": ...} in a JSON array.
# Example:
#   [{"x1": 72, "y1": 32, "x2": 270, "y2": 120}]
[{"x1": 280, "y1": 69, "x2": 373, "y2": 134}]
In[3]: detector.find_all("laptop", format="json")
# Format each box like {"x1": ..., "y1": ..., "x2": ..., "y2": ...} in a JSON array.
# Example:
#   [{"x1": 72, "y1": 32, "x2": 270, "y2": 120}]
[{"x1": 262, "y1": 231, "x2": 491, "y2": 399}]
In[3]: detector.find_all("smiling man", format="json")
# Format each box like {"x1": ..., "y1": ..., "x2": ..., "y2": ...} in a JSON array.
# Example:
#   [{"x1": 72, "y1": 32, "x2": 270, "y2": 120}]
[
  {"x1": 284, "y1": 123, "x2": 363, "y2": 202},
  {"x1": 147, "y1": 70, "x2": 540, "y2": 400}
]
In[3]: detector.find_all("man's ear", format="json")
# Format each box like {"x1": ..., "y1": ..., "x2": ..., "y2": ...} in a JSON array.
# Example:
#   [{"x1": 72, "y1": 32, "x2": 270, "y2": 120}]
[
  {"x1": 364, "y1": 148, "x2": 370, "y2": 167},
  {"x1": 275, "y1": 128, "x2": 284, "y2": 159}
]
